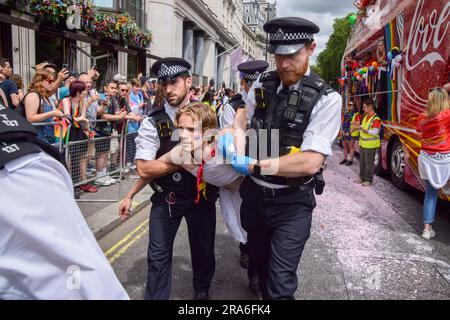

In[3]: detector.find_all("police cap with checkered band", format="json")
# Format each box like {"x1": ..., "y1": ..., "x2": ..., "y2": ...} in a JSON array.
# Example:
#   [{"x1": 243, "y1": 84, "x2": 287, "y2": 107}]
[
  {"x1": 151, "y1": 57, "x2": 191, "y2": 83},
  {"x1": 264, "y1": 17, "x2": 320, "y2": 55},
  {"x1": 238, "y1": 60, "x2": 269, "y2": 82}
]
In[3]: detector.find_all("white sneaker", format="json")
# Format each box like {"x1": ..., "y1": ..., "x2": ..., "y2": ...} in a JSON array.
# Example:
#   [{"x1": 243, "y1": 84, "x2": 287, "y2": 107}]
[
  {"x1": 95, "y1": 177, "x2": 112, "y2": 186},
  {"x1": 422, "y1": 228, "x2": 436, "y2": 240},
  {"x1": 106, "y1": 176, "x2": 117, "y2": 184}
]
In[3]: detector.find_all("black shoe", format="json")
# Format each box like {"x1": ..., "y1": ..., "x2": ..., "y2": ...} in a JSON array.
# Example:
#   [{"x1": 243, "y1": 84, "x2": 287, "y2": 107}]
[
  {"x1": 240, "y1": 252, "x2": 249, "y2": 269},
  {"x1": 249, "y1": 275, "x2": 259, "y2": 295},
  {"x1": 74, "y1": 187, "x2": 81, "y2": 199},
  {"x1": 345, "y1": 160, "x2": 353, "y2": 166},
  {"x1": 193, "y1": 292, "x2": 209, "y2": 300},
  {"x1": 339, "y1": 159, "x2": 348, "y2": 165}
]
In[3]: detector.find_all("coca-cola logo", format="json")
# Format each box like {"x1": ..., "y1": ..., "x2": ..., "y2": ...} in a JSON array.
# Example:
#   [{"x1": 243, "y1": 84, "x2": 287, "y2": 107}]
[{"x1": 405, "y1": 0, "x2": 449, "y2": 71}]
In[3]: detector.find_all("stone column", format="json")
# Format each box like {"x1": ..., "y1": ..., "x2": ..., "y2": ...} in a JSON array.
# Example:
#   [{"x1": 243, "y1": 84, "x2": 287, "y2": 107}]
[
  {"x1": 76, "y1": 41, "x2": 91, "y2": 72},
  {"x1": 11, "y1": 12, "x2": 35, "y2": 89},
  {"x1": 182, "y1": 22, "x2": 195, "y2": 67},
  {"x1": 217, "y1": 48, "x2": 224, "y2": 88},
  {"x1": 118, "y1": 51, "x2": 128, "y2": 78},
  {"x1": 173, "y1": 10, "x2": 185, "y2": 57},
  {"x1": 203, "y1": 36, "x2": 216, "y2": 86},
  {"x1": 194, "y1": 31, "x2": 205, "y2": 79},
  {"x1": 146, "y1": 0, "x2": 175, "y2": 58}
]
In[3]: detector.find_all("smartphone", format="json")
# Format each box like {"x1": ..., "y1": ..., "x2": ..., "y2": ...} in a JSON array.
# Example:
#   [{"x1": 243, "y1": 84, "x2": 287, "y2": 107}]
[
  {"x1": 62, "y1": 63, "x2": 69, "y2": 70},
  {"x1": 92, "y1": 64, "x2": 97, "y2": 71}
]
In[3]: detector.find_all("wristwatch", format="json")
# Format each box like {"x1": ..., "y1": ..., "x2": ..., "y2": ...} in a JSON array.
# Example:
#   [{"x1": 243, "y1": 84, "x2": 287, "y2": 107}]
[{"x1": 253, "y1": 161, "x2": 261, "y2": 176}]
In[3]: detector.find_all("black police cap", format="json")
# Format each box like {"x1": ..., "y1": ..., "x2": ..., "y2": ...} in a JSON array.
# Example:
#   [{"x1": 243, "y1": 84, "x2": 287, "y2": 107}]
[
  {"x1": 238, "y1": 60, "x2": 269, "y2": 82},
  {"x1": 151, "y1": 57, "x2": 191, "y2": 82},
  {"x1": 264, "y1": 17, "x2": 320, "y2": 55}
]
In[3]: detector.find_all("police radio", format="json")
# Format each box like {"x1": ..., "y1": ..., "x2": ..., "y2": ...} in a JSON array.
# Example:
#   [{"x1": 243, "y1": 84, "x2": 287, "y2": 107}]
[{"x1": 283, "y1": 90, "x2": 300, "y2": 121}]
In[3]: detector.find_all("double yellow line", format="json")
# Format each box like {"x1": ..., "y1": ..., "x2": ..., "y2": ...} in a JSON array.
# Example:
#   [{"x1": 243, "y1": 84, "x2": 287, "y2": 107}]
[{"x1": 104, "y1": 218, "x2": 149, "y2": 264}]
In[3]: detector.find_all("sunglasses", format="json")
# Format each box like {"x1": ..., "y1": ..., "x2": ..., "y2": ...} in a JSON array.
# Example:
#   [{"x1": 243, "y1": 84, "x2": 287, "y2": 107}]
[
  {"x1": 120, "y1": 89, "x2": 128, "y2": 92},
  {"x1": 428, "y1": 87, "x2": 444, "y2": 93}
]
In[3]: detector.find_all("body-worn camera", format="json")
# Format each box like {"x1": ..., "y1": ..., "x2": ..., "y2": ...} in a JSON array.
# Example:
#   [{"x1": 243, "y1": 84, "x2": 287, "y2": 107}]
[{"x1": 313, "y1": 172, "x2": 325, "y2": 195}]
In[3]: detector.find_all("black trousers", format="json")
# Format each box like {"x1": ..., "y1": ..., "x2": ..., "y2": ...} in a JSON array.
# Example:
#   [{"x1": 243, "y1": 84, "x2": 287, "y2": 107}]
[
  {"x1": 240, "y1": 177, "x2": 315, "y2": 300},
  {"x1": 144, "y1": 200, "x2": 216, "y2": 300},
  {"x1": 239, "y1": 242, "x2": 257, "y2": 279}
]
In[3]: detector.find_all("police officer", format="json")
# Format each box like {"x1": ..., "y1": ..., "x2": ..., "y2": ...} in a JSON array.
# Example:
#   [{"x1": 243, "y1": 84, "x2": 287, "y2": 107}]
[
  {"x1": 221, "y1": 17, "x2": 342, "y2": 299},
  {"x1": 0, "y1": 105, "x2": 129, "y2": 299},
  {"x1": 135, "y1": 58, "x2": 218, "y2": 300},
  {"x1": 218, "y1": 60, "x2": 268, "y2": 295},
  {"x1": 219, "y1": 60, "x2": 269, "y2": 129}
]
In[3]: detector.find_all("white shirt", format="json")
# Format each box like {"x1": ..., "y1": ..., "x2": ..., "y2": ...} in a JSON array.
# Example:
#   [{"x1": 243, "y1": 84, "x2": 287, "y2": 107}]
[
  {"x1": 219, "y1": 90, "x2": 248, "y2": 129},
  {"x1": 186, "y1": 153, "x2": 246, "y2": 243},
  {"x1": 245, "y1": 67, "x2": 342, "y2": 188},
  {"x1": 135, "y1": 101, "x2": 178, "y2": 161},
  {"x1": 0, "y1": 152, "x2": 129, "y2": 300}
]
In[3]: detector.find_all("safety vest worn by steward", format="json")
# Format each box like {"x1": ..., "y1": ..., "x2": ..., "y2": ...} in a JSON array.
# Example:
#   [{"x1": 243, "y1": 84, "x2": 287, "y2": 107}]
[
  {"x1": 359, "y1": 112, "x2": 381, "y2": 149},
  {"x1": 0, "y1": 105, "x2": 65, "y2": 170},
  {"x1": 350, "y1": 112, "x2": 361, "y2": 138},
  {"x1": 250, "y1": 70, "x2": 334, "y2": 187},
  {"x1": 146, "y1": 106, "x2": 218, "y2": 207}
]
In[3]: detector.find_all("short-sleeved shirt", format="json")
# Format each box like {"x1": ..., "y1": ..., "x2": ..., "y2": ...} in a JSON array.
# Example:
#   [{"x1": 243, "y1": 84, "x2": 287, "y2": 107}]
[
  {"x1": 95, "y1": 96, "x2": 120, "y2": 136},
  {"x1": 0, "y1": 79, "x2": 18, "y2": 109},
  {"x1": 135, "y1": 101, "x2": 178, "y2": 161},
  {"x1": 0, "y1": 151, "x2": 129, "y2": 299}
]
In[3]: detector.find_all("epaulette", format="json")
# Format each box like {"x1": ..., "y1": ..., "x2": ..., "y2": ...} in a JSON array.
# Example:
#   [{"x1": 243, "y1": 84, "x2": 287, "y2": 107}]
[
  {"x1": 258, "y1": 71, "x2": 279, "y2": 82},
  {"x1": 229, "y1": 94, "x2": 246, "y2": 111},
  {"x1": 147, "y1": 105, "x2": 164, "y2": 117}
]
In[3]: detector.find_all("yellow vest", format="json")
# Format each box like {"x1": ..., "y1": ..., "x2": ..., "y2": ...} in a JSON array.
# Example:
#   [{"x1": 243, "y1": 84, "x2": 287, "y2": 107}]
[
  {"x1": 359, "y1": 113, "x2": 381, "y2": 149},
  {"x1": 350, "y1": 112, "x2": 360, "y2": 138}
]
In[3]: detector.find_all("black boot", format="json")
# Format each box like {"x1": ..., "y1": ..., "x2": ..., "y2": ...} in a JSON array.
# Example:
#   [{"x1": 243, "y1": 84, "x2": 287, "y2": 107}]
[
  {"x1": 339, "y1": 159, "x2": 348, "y2": 165},
  {"x1": 249, "y1": 274, "x2": 259, "y2": 295}
]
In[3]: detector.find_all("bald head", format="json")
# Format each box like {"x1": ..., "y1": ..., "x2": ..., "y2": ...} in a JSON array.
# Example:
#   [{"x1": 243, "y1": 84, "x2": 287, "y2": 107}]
[{"x1": 79, "y1": 73, "x2": 92, "y2": 90}]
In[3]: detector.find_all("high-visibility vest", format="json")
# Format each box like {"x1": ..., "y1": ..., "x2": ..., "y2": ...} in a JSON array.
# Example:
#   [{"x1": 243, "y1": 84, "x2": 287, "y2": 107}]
[
  {"x1": 350, "y1": 112, "x2": 361, "y2": 137},
  {"x1": 359, "y1": 112, "x2": 381, "y2": 149}
]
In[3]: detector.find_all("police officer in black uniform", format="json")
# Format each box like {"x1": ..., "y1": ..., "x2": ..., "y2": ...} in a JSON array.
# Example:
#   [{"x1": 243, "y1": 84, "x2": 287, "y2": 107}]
[
  {"x1": 219, "y1": 60, "x2": 269, "y2": 129},
  {"x1": 135, "y1": 58, "x2": 218, "y2": 300},
  {"x1": 221, "y1": 17, "x2": 342, "y2": 299},
  {"x1": 219, "y1": 60, "x2": 269, "y2": 295}
]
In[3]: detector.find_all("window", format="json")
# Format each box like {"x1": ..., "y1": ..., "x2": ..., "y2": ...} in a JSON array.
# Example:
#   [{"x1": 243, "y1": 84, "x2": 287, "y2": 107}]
[
  {"x1": 93, "y1": 0, "x2": 115, "y2": 8},
  {"x1": 35, "y1": 33, "x2": 68, "y2": 69}
]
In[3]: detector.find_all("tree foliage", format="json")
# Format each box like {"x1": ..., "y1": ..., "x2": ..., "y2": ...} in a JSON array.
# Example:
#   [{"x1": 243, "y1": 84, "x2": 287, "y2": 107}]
[{"x1": 315, "y1": 14, "x2": 353, "y2": 86}]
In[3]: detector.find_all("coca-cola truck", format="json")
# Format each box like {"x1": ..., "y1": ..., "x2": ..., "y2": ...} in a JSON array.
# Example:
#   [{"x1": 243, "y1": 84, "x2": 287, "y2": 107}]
[{"x1": 340, "y1": 0, "x2": 450, "y2": 201}]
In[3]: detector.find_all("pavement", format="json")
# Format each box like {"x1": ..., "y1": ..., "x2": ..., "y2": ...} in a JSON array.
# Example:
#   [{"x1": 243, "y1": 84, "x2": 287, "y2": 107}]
[
  {"x1": 81, "y1": 145, "x2": 450, "y2": 299},
  {"x1": 77, "y1": 174, "x2": 153, "y2": 239}
]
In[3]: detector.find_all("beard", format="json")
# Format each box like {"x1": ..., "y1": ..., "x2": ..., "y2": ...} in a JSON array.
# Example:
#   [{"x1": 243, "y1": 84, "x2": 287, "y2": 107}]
[
  {"x1": 166, "y1": 89, "x2": 188, "y2": 107},
  {"x1": 277, "y1": 62, "x2": 309, "y2": 86}
]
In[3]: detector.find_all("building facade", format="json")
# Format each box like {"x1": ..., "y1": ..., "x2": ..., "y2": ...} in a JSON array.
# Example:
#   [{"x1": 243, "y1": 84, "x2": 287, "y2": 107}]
[
  {"x1": 147, "y1": 0, "x2": 276, "y2": 90},
  {"x1": 0, "y1": 0, "x2": 277, "y2": 90},
  {"x1": 0, "y1": 0, "x2": 150, "y2": 88}
]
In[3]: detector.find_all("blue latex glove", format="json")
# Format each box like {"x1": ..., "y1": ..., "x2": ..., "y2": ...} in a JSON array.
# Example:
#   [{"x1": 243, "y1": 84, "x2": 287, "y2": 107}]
[
  {"x1": 231, "y1": 154, "x2": 254, "y2": 176},
  {"x1": 217, "y1": 132, "x2": 236, "y2": 160}
]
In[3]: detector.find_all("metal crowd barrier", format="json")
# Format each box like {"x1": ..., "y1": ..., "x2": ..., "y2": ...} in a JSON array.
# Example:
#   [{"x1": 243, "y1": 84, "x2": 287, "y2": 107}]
[
  {"x1": 60, "y1": 119, "x2": 141, "y2": 202},
  {"x1": 31, "y1": 121, "x2": 64, "y2": 152}
]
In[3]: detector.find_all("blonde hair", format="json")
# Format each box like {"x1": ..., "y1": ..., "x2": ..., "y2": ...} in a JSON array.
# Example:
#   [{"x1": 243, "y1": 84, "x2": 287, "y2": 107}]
[
  {"x1": 427, "y1": 88, "x2": 449, "y2": 118},
  {"x1": 175, "y1": 102, "x2": 218, "y2": 131},
  {"x1": 28, "y1": 69, "x2": 55, "y2": 98}
]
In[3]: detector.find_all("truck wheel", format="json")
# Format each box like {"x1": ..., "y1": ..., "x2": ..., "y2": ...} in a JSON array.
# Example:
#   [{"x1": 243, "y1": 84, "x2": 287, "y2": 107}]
[{"x1": 390, "y1": 139, "x2": 407, "y2": 190}]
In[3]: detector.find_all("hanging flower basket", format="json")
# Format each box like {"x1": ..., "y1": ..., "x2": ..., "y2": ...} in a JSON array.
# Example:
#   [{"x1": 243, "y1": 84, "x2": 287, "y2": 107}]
[{"x1": 10, "y1": 0, "x2": 152, "y2": 48}]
